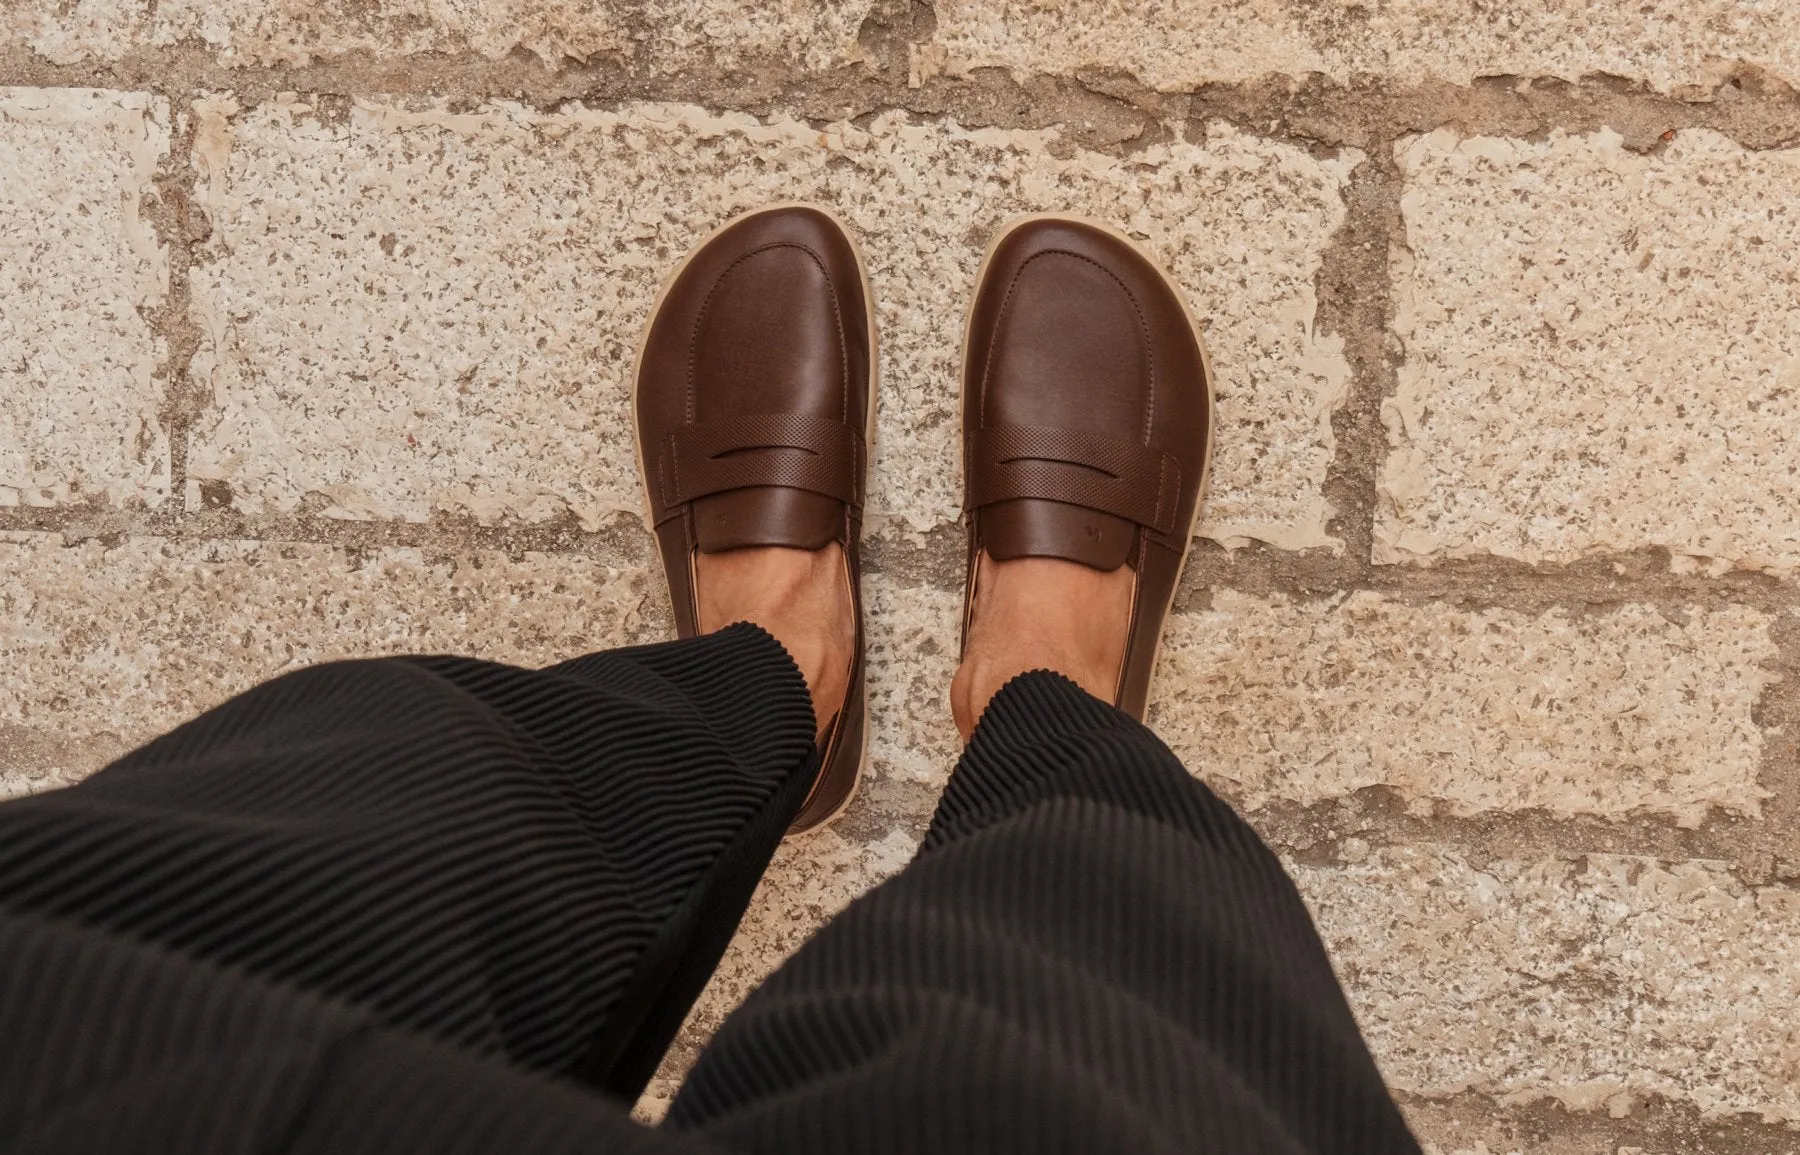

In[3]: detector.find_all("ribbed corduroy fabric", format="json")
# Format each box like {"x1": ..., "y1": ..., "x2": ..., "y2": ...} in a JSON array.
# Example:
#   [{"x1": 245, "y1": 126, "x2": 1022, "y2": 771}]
[
  {"x1": 0, "y1": 630, "x2": 1419, "y2": 1154},
  {"x1": 0, "y1": 624, "x2": 819, "y2": 1109}
]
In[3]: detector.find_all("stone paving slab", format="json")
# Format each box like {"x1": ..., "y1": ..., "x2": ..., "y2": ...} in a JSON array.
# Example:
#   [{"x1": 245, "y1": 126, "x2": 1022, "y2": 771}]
[
  {"x1": 0, "y1": 531, "x2": 668, "y2": 792},
  {"x1": 186, "y1": 97, "x2": 1357, "y2": 550},
  {"x1": 1379, "y1": 128, "x2": 1800, "y2": 577},
  {"x1": 1154, "y1": 590, "x2": 1779, "y2": 826},
  {"x1": 3, "y1": 0, "x2": 872, "y2": 72},
  {"x1": 0, "y1": 528, "x2": 962, "y2": 824},
  {"x1": 1303, "y1": 847, "x2": 1800, "y2": 1126},
  {"x1": 1407, "y1": 1097, "x2": 1800, "y2": 1155},
  {"x1": 869, "y1": 579, "x2": 1784, "y2": 827},
  {"x1": 6, "y1": 527, "x2": 1782, "y2": 829},
  {"x1": 0, "y1": 87, "x2": 169, "y2": 510},
  {"x1": 922, "y1": 0, "x2": 1800, "y2": 95},
  {"x1": 16, "y1": 0, "x2": 1800, "y2": 98},
  {"x1": 863, "y1": 570, "x2": 962, "y2": 792}
]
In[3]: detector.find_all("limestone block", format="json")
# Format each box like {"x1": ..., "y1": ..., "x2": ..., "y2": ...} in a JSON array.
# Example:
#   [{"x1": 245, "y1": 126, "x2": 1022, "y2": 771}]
[
  {"x1": 1379, "y1": 128, "x2": 1800, "y2": 575},
  {"x1": 0, "y1": 531, "x2": 668, "y2": 793},
  {"x1": 0, "y1": 1, "x2": 151, "y2": 66},
  {"x1": 1307, "y1": 847, "x2": 1800, "y2": 1123},
  {"x1": 806, "y1": 571, "x2": 1783, "y2": 827},
  {"x1": 3, "y1": 0, "x2": 872, "y2": 72},
  {"x1": 187, "y1": 98, "x2": 1357, "y2": 549},
  {"x1": 0, "y1": 88, "x2": 170, "y2": 509},
  {"x1": 925, "y1": 0, "x2": 1800, "y2": 95},
  {"x1": 1152, "y1": 590, "x2": 1777, "y2": 825}
]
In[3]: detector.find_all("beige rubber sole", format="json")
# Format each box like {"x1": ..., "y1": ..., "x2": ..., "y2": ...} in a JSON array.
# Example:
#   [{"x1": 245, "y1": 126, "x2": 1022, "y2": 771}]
[
  {"x1": 956, "y1": 212, "x2": 1218, "y2": 714},
  {"x1": 630, "y1": 202, "x2": 878, "y2": 836}
]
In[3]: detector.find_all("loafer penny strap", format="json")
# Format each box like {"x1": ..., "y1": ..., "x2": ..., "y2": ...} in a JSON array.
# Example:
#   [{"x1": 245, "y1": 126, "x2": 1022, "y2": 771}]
[
  {"x1": 965, "y1": 423, "x2": 1182, "y2": 535},
  {"x1": 660, "y1": 413, "x2": 865, "y2": 509}
]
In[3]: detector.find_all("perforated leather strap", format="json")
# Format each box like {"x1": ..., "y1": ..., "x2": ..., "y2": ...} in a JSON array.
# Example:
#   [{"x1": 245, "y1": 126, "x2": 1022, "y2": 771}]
[
  {"x1": 965, "y1": 423, "x2": 1182, "y2": 534},
  {"x1": 660, "y1": 413, "x2": 865, "y2": 508}
]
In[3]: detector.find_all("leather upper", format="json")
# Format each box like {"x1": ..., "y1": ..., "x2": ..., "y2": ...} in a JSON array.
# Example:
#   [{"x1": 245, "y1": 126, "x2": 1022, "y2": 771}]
[
  {"x1": 644, "y1": 206, "x2": 874, "y2": 557},
  {"x1": 638, "y1": 207, "x2": 872, "y2": 624},
  {"x1": 962, "y1": 218, "x2": 1213, "y2": 718},
  {"x1": 636, "y1": 205, "x2": 872, "y2": 832}
]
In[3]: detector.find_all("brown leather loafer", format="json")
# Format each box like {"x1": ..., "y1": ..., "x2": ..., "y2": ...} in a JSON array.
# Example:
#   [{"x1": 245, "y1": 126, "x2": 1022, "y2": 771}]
[
  {"x1": 960, "y1": 215, "x2": 1213, "y2": 719},
  {"x1": 635, "y1": 204, "x2": 875, "y2": 834}
]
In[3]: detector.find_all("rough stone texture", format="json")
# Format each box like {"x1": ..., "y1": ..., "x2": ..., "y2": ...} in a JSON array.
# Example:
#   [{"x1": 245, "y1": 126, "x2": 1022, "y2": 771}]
[
  {"x1": 922, "y1": 0, "x2": 1800, "y2": 95},
  {"x1": 2, "y1": 0, "x2": 873, "y2": 72},
  {"x1": 1379, "y1": 128, "x2": 1800, "y2": 576},
  {"x1": 187, "y1": 97, "x2": 1356, "y2": 549},
  {"x1": 1152, "y1": 591, "x2": 1780, "y2": 826},
  {"x1": 1303, "y1": 847, "x2": 1800, "y2": 1125},
  {"x1": 0, "y1": 88, "x2": 170, "y2": 510},
  {"x1": 841, "y1": 573, "x2": 1787, "y2": 827},
  {"x1": 864, "y1": 571, "x2": 963, "y2": 788},
  {"x1": 1405, "y1": 1095, "x2": 1800, "y2": 1155},
  {"x1": 0, "y1": 530, "x2": 668, "y2": 792}
]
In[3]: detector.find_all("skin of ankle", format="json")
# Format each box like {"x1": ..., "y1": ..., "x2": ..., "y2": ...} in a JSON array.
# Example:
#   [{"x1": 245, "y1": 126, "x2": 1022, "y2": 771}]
[
  {"x1": 695, "y1": 544, "x2": 854, "y2": 744},
  {"x1": 951, "y1": 554, "x2": 1134, "y2": 740}
]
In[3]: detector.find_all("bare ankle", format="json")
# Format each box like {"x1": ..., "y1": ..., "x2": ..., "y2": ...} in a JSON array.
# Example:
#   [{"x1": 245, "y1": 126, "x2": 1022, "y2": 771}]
[
  {"x1": 695, "y1": 544, "x2": 854, "y2": 743},
  {"x1": 950, "y1": 554, "x2": 1133, "y2": 740}
]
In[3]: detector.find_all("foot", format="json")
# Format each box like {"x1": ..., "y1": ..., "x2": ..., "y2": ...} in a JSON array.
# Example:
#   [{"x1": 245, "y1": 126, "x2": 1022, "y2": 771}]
[
  {"x1": 950, "y1": 553, "x2": 1134, "y2": 740},
  {"x1": 635, "y1": 204, "x2": 874, "y2": 834},
  {"x1": 956, "y1": 216, "x2": 1213, "y2": 735},
  {"x1": 696, "y1": 544, "x2": 856, "y2": 744}
]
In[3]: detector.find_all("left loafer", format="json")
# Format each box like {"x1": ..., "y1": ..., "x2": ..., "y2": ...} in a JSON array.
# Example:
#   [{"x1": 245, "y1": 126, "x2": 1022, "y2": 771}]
[{"x1": 634, "y1": 204, "x2": 875, "y2": 835}]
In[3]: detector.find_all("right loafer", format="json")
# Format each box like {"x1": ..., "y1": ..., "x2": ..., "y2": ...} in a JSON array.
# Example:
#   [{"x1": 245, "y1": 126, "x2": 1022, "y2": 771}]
[
  {"x1": 960, "y1": 215, "x2": 1214, "y2": 719},
  {"x1": 634, "y1": 204, "x2": 876, "y2": 835}
]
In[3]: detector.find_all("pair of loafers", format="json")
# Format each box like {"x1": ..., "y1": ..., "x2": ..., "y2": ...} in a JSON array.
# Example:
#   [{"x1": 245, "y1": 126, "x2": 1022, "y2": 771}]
[{"x1": 635, "y1": 206, "x2": 1214, "y2": 834}]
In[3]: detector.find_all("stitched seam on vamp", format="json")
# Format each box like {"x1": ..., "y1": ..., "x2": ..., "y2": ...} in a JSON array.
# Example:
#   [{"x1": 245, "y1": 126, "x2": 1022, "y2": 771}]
[
  {"x1": 686, "y1": 241, "x2": 852, "y2": 431},
  {"x1": 977, "y1": 248, "x2": 1157, "y2": 448}
]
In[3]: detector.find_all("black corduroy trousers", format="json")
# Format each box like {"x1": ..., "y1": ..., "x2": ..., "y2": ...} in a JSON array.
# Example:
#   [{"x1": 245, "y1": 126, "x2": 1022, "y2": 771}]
[{"x1": 0, "y1": 623, "x2": 1420, "y2": 1154}]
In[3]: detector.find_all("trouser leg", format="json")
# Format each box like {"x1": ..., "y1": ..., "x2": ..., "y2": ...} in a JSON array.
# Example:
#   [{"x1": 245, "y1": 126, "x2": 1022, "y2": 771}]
[
  {"x1": 0, "y1": 908, "x2": 721, "y2": 1155},
  {"x1": 0, "y1": 621, "x2": 816, "y2": 1137},
  {"x1": 671, "y1": 671, "x2": 1421, "y2": 1154}
]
